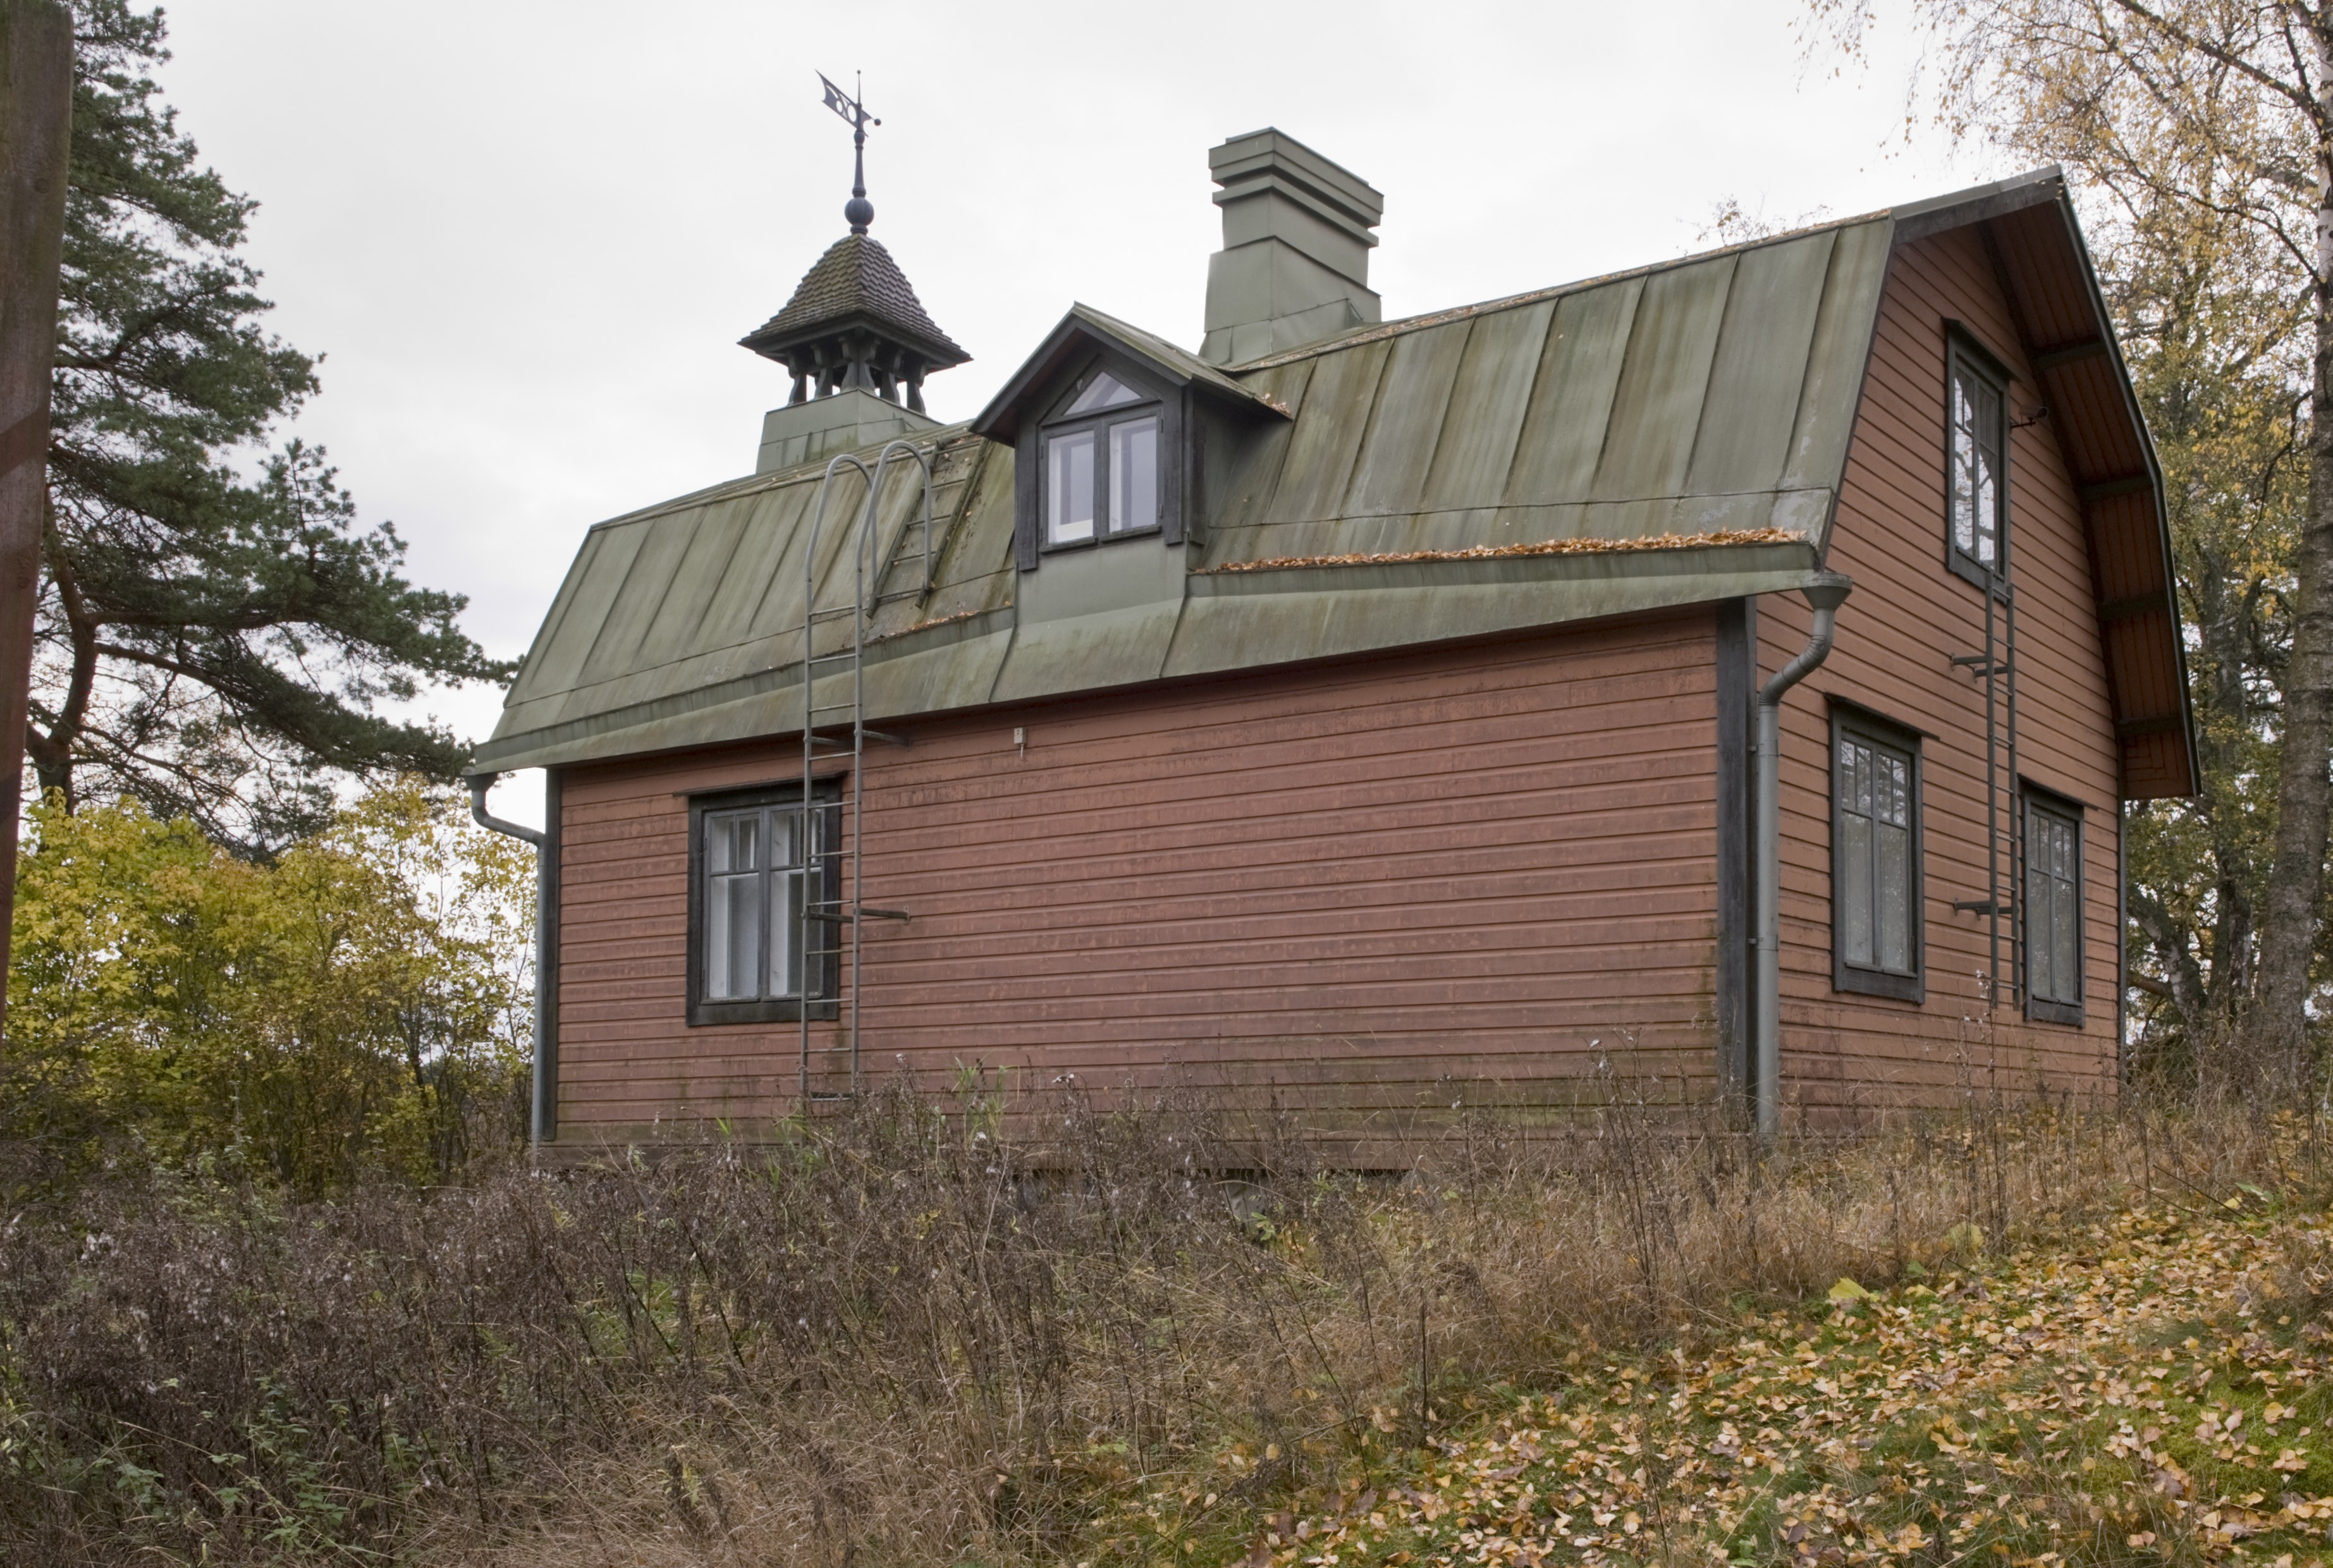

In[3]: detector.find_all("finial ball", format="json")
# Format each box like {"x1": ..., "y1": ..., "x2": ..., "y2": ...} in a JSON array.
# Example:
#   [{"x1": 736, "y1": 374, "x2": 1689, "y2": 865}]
[{"x1": 845, "y1": 196, "x2": 874, "y2": 233}]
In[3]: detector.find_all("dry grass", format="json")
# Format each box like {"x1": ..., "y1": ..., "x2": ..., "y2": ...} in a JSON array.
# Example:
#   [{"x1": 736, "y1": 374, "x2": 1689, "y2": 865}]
[{"x1": 0, "y1": 1081, "x2": 2324, "y2": 1567}]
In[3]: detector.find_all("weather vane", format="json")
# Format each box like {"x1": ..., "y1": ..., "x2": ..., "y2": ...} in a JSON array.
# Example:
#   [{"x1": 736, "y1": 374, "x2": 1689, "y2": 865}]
[{"x1": 819, "y1": 71, "x2": 879, "y2": 235}]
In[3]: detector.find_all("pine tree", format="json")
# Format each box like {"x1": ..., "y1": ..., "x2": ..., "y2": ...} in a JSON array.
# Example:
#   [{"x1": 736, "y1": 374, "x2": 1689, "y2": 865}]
[{"x1": 37, "y1": 1, "x2": 508, "y2": 850}]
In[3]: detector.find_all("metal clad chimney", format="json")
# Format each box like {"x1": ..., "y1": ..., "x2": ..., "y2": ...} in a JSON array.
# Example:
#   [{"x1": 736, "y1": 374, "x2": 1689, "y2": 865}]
[{"x1": 1201, "y1": 129, "x2": 1384, "y2": 364}]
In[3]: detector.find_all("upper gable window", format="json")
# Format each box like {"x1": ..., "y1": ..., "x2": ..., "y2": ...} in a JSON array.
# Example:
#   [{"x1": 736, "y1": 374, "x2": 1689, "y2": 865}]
[
  {"x1": 1044, "y1": 366, "x2": 1161, "y2": 548},
  {"x1": 1947, "y1": 340, "x2": 2007, "y2": 589}
]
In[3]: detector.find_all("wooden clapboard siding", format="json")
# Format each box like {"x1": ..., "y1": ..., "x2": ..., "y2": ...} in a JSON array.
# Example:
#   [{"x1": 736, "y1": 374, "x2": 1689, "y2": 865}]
[
  {"x1": 1755, "y1": 223, "x2": 2122, "y2": 1117},
  {"x1": 554, "y1": 611, "x2": 1724, "y2": 1142}
]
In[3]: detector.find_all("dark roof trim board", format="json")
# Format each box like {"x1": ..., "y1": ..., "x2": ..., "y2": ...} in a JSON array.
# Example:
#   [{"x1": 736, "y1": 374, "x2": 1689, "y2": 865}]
[
  {"x1": 2042, "y1": 187, "x2": 2198, "y2": 797},
  {"x1": 1889, "y1": 165, "x2": 2067, "y2": 245},
  {"x1": 971, "y1": 303, "x2": 1292, "y2": 442}
]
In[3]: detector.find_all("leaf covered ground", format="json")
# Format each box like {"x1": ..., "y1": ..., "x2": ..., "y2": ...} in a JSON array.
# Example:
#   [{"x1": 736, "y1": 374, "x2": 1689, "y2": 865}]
[{"x1": 1090, "y1": 1170, "x2": 2333, "y2": 1568}]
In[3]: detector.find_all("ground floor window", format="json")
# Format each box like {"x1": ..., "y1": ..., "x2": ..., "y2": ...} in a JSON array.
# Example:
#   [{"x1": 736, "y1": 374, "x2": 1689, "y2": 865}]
[
  {"x1": 687, "y1": 784, "x2": 838, "y2": 1026},
  {"x1": 2024, "y1": 791, "x2": 2083, "y2": 1025},
  {"x1": 1832, "y1": 705, "x2": 1924, "y2": 1001}
]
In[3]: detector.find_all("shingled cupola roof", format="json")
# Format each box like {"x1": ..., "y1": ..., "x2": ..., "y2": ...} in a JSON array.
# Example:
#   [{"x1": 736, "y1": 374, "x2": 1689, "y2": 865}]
[{"x1": 740, "y1": 231, "x2": 969, "y2": 414}]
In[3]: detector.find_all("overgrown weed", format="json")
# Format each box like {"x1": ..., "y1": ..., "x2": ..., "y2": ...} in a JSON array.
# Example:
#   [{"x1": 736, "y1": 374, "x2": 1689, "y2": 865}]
[{"x1": 0, "y1": 1077, "x2": 2322, "y2": 1565}]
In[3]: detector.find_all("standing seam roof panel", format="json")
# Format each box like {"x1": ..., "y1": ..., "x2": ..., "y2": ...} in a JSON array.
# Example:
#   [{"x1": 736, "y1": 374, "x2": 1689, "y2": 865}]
[
  {"x1": 1261, "y1": 338, "x2": 1395, "y2": 524},
  {"x1": 1420, "y1": 298, "x2": 1555, "y2": 513},
  {"x1": 1589, "y1": 257, "x2": 1738, "y2": 502},
  {"x1": 1502, "y1": 278, "x2": 1644, "y2": 506},
  {"x1": 524, "y1": 526, "x2": 645, "y2": 711},
  {"x1": 1780, "y1": 221, "x2": 1892, "y2": 499},
  {"x1": 574, "y1": 510, "x2": 710, "y2": 689},
  {"x1": 630, "y1": 505, "x2": 754, "y2": 673},
  {"x1": 1342, "y1": 319, "x2": 1476, "y2": 520},
  {"x1": 1684, "y1": 231, "x2": 1837, "y2": 496}
]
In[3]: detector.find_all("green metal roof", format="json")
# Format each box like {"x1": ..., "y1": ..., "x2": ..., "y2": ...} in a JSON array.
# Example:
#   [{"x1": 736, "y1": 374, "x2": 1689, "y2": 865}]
[{"x1": 472, "y1": 169, "x2": 2187, "y2": 791}]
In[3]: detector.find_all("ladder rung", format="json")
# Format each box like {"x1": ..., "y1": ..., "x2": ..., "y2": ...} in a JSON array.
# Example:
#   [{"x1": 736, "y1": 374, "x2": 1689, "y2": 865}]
[
  {"x1": 802, "y1": 905, "x2": 911, "y2": 925},
  {"x1": 807, "y1": 605, "x2": 864, "y2": 622}
]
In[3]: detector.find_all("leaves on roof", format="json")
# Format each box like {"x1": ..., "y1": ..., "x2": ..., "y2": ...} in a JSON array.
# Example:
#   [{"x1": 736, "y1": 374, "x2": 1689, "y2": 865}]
[{"x1": 1197, "y1": 527, "x2": 1806, "y2": 576}]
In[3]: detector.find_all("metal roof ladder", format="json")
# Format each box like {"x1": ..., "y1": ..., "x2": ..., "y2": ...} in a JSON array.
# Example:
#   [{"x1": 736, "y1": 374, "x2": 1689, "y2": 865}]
[
  {"x1": 796, "y1": 441, "x2": 934, "y2": 1104},
  {"x1": 1952, "y1": 568, "x2": 2022, "y2": 1026}
]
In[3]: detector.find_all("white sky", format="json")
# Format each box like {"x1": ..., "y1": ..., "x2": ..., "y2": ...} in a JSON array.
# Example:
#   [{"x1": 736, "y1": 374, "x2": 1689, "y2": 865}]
[{"x1": 151, "y1": 0, "x2": 1976, "y2": 827}]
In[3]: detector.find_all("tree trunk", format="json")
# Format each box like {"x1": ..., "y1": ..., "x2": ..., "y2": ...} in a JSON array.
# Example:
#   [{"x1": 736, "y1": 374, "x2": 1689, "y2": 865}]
[
  {"x1": 0, "y1": 0, "x2": 73, "y2": 1036},
  {"x1": 2256, "y1": 35, "x2": 2333, "y2": 1089}
]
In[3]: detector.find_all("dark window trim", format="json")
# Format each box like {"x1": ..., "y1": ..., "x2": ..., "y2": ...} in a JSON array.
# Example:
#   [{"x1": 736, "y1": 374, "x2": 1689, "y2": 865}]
[
  {"x1": 1715, "y1": 599, "x2": 1753, "y2": 1107},
  {"x1": 2021, "y1": 781, "x2": 2086, "y2": 1028},
  {"x1": 1822, "y1": 690, "x2": 1939, "y2": 740},
  {"x1": 1943, "y1": 323, "x2": 2013, "y2": 596},
  {"x1": 685, "y1": 778, "x2": 842, "y2": 1027},
  {"x1": 1829, "y1": 700, "x2": 1926, "y2": 1003},
  {"x1": 1015, "y1": 349, "x2": 1186, "y2": 569}
]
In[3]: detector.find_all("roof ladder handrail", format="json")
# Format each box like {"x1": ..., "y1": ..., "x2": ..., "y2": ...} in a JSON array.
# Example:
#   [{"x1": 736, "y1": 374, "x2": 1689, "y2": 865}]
[{"x1": 793, "y1": 444, "x2": 936, "y2": 1107}]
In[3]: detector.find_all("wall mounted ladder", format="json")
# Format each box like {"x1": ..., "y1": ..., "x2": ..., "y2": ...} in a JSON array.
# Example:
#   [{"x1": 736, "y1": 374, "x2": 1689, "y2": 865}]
[
  {"x1": 795, "y1": 440, "x2": 938, "y2": 1102},
  {"x1": 1952, "y1": 573, "x2": 2021, "y2": 1012}
]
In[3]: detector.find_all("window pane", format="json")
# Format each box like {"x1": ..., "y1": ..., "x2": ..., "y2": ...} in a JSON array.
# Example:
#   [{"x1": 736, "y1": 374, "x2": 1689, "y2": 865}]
[
  {"x1": 1048, "y1": 430, "x2": 1095, "y2": 544},
  {"x1": 1109, "y1": 417, "x2": 1158, "y2": 533},
  {"x1": 707, "y1": 870, "x2": 761, "y2": 999},
  {"x1": 1974, "y1": 412, "x2": 1999, "y2": 566},
  {"x1": 706, "y1": 810, "x2": 762, "y2": 1000},
  {"x1": 707, "y1": 811, "x2": 759, "y2": 874},
  {"x1": 1951, "y1": 378, "x2": 1978, "y2": 558},
  {"x1": 1877, "y1": 819, "x2": 1909, "y2": 972},
  {"x1": 1842, "y1": 811, "x2": 1873, "y2": 968},
  {"x1": 773, "y1": 867, "x2": 803, "y2": 997},
  {"x1": 1067, "y1": 372, "x2": 1142, "y2": 415},
  {"x1": 2052, "y1": 869, "x2": 2077, "y2": 1001},
  {"x1": 2026, "y1": 852, "x2": 2052, "y2": 1000}
]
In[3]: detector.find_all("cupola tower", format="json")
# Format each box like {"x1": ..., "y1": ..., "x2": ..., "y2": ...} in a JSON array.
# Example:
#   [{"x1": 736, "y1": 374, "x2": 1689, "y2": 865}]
[{"x1": 742, "y1": 75, "x2": 970, "y2": 473}]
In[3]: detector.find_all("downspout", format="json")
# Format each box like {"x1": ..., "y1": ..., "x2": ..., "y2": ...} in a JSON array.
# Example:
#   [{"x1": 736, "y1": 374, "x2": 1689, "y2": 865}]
[
  {"x1": 1753, "y1": 573, "x2": 1853, "y2": 1140},
  {"x1": 469, "y1": 773, "x2": 554, "y2": 1154}
]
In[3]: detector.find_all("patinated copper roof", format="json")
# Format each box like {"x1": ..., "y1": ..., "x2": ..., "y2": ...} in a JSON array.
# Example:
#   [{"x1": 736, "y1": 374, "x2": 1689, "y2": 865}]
[
  {"x1": 740, "y1": 233, "x2": 968, "y2": 365},
  {"x1": 480, "y1": 169, "x2": 2196, "y2": 800}
]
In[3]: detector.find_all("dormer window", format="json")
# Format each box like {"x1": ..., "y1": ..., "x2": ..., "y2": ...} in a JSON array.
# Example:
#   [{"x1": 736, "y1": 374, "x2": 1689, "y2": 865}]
[
  {"x1": 971, "y1": 307, "x2": 1294, "y2": 573},
  {"x1": 1043, "y1": 371, "x2": 1161, "y2": 547}
]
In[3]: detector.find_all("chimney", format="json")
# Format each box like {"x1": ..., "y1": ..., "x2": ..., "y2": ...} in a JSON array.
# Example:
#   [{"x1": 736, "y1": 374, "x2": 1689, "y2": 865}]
[{"x1": 1201, "y1": 129, "x2": 1384, "y2": 364}]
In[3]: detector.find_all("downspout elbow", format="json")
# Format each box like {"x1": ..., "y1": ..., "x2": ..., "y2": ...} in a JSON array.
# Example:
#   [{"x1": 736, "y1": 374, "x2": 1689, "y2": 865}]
[
  {"x1": 1758, "y1": 585, "x2": 1849, "y2": 711},
  {"x1": 469, "y1": 774, "x2": 546, "y2": 848},
  {"x1": 469, "y1": 773, "x2": 555, "y2": 1156},
  {"x1": 1753, "y1": 573, "x2": 1852, "y2": 1142}
]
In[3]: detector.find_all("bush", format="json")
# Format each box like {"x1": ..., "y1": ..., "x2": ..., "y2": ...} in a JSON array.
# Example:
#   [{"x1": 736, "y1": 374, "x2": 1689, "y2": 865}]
[
  {"x1": 0, "y1": 779, "x2": 534, "y2": 1197},
  {"x1": 1, "y1": 1081, "x2": 2315, "y2": 1566}
]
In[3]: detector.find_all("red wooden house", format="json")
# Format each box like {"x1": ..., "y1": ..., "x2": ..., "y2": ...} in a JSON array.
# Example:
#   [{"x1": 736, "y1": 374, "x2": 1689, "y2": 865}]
[{"x1": 469, "y1": 130, "x2": 2195, "y2": 1153}]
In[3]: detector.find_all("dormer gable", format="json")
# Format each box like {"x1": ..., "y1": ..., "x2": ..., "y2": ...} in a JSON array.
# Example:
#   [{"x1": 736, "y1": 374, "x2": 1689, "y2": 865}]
[{"x1": 972, "y1": 304, "x2": 1291, "y2": 571}]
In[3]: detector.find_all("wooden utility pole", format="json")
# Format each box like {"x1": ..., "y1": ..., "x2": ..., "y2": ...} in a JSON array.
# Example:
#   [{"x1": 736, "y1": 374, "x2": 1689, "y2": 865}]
[{"x1": 0, "y1": 0, "x2": 72, "y2": 1031}]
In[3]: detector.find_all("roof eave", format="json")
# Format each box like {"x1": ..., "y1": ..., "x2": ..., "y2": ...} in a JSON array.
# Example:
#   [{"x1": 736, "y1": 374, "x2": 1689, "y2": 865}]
[
  {"x1": 738, "y1": 309, "x2": 972, "y2": 369},
  {"x1": 1889, "y1": 164, "x2": 2069, "y2": 246}
]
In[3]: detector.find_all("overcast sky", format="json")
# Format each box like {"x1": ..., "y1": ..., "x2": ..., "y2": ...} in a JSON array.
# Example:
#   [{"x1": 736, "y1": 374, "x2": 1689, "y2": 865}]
[{"x1": 150, "y1": 0, "x2": 1973, "y2": 824}]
